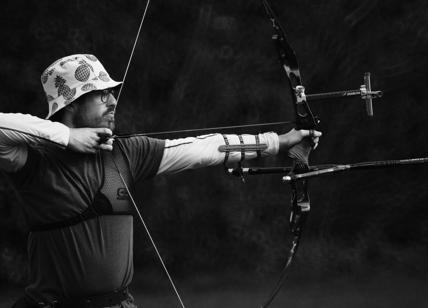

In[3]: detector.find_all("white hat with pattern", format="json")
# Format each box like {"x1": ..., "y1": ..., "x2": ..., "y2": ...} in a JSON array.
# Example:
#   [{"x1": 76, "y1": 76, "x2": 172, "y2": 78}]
[{"x1": 41, "y1": 54, "x2": 122, "y2": 119}]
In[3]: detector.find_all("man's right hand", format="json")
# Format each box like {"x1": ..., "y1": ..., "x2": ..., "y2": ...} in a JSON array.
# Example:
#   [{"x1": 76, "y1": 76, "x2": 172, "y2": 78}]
[{"x1": 68, "y1": 128, "x2": 113, "y2": 153}]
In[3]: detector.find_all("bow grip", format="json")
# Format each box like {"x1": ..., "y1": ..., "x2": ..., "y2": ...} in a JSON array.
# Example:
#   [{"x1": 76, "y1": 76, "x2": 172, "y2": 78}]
[
  {"x1": 288, "y1": 139, "x2": 312, "y2": 172},
  {"x1": 288, "y1": 85, "x2": 318, "y2": 172}
]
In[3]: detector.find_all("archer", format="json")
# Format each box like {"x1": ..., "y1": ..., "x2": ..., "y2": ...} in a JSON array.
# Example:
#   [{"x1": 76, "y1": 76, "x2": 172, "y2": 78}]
[{"x1": 1, "y1": 54, "x2": 321, "y2": 308}]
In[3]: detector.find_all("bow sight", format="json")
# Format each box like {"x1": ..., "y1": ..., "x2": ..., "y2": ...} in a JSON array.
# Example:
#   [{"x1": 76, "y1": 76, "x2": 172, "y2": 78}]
[{"x1": 306, "y1": 72, "x2": 382, "y2": 116}]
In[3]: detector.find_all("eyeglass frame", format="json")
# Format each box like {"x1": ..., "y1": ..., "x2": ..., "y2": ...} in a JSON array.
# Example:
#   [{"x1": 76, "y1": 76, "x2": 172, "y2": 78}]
[{"x1": 100, "y1": 88, "x2": 116, "y2": 103}]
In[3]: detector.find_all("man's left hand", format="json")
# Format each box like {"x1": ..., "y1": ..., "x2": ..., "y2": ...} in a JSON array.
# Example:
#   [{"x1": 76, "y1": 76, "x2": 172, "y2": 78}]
[{"x1": 278, "y1": 128, "x2": 322, "y2": 151}]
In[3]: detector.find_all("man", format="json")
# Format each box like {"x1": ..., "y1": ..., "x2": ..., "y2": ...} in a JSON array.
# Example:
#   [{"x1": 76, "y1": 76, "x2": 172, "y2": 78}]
[{"x1": 1, "y1": 54, "x2": 321, "y2": 308}]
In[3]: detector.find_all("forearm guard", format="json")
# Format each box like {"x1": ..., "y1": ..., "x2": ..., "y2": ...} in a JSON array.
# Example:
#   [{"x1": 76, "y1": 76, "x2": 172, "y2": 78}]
[{"x1": 219, "y1": 134, "x2": 268, "y2": 165}]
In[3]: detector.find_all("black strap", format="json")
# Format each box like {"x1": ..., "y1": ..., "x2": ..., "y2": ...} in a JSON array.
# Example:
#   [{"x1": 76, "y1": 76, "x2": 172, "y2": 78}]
[
  {"x1": 255, "y1": 134, "x2": 262, "y2": 159},
  {"x1": 238, "y1": 135, "x2": 245, "y2": 162},
  {"x1": 222, "y1": 134, "x2": 230, "y2": 166},
  {"x1": 30, "y1": 207, "x2": 130, "y2": 232},
  {"x1": 62, "y1": 287, "x2": 130, "y2": 308},
  {"x1": 30, "y1": 206, "x2": 100, "y2": 232},
  {"x1": 16, "y1": 287, "x2": 130, "y2": 308}
]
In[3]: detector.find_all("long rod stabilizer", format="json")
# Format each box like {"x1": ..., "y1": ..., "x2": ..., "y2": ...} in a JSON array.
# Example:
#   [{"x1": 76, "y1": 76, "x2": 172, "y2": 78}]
[{"x1": 283, "y1": 157, "x2": 428, "y2": 182}]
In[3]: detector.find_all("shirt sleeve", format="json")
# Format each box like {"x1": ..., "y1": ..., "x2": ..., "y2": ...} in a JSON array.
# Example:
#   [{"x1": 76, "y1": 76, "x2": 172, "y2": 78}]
[
  {"x1": 157, "y1": 132, "x2": 279, "y2": 175},
  {"x1": 116, "y1": 136, "x2": 166, "y2": 182},
  {"x1": 0, "y1": 113, "x2": 70, "y2": 172}
]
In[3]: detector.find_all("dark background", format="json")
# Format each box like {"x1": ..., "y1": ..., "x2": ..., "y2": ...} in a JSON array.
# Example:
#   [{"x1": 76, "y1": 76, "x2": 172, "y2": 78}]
[{"x1": 1, "y1": 0, "x2": 428, "y2": 307}]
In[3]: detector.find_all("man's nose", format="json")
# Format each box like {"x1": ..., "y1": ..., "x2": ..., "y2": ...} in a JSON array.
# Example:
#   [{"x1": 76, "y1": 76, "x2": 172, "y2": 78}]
[{"x1": 107, "y1": 94, "x2": 117, "y2": 108}]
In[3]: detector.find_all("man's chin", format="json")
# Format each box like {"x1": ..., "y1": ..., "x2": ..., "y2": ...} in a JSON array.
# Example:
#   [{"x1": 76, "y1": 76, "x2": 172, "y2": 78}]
[
  {"x1": 106, "y1": 121, "x2": 115, "y2": 131},
  {"x1": 97, "y1": 120, "x2": 115, "y2": 132}
]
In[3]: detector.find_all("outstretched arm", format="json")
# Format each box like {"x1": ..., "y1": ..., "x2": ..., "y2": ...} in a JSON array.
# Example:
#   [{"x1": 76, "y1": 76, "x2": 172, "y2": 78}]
[{"x1": 157, "y1": 129, "x2": 321, "y2": 175}]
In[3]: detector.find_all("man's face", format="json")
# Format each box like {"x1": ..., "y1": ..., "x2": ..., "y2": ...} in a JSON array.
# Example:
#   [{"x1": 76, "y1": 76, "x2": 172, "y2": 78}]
[{"x1": 73, "y1": 89, "x2": 117, "y2": 131}]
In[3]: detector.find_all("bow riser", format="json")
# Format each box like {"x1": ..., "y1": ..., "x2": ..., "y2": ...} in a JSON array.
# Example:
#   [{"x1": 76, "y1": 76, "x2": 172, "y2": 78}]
[{"x1": 260, "y1": 1, "x2": 318, "y2": 307}]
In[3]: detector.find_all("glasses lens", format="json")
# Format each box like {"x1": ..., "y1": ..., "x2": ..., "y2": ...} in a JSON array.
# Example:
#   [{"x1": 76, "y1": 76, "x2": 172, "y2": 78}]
[{"x1": 101, "y1": 89, "x2": 115, "y2": 102}]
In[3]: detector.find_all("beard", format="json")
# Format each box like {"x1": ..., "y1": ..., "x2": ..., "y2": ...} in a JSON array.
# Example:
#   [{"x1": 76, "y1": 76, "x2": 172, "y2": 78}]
[
  {"x1": 101, "y1": 113, "x2": 116, "y2": 131},
  {"x1": 73, "y1": 111, "x2": 116, "y2": 132}
]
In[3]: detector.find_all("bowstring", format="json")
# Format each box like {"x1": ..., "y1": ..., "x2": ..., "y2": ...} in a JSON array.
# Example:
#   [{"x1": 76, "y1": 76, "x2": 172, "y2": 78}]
[
  {"x1": 111, "y1": 152, "x2": 187, "y2": 308},
  {"x1": 116, "y1": 0, "x2": 151, "y2": 104},
  {"x1": 113, "y1": 1, "x2": 187, "y2": 307}
]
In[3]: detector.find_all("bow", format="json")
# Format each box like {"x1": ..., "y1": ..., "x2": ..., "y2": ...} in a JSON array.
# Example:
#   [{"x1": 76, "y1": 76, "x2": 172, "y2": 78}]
[{"x1": 258, "y1": 1, "x2": 318, "y2": 307}]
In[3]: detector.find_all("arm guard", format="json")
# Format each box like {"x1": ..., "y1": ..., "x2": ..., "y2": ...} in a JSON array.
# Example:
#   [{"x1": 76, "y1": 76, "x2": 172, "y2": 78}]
[{"x1": 219, "y1": 134, "x2": 268, "y2": 166}]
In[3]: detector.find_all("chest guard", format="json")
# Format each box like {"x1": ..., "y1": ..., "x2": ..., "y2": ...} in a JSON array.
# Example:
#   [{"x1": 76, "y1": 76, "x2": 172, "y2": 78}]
[
  {"x1": 30, "y1": 146, "x2": 133, "y2": 232},
  {"x1": 95, "y1": 146, "x2": 133, "y2": 214}
]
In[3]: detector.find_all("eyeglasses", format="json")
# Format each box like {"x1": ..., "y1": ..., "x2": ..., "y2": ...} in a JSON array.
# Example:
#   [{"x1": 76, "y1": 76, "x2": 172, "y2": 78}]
[{"x1": 100, "y1": 89, "x2": 116, "y2": 103}]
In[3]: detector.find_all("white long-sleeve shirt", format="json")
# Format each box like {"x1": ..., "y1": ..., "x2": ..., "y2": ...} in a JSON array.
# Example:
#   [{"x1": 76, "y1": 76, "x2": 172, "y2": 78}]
[
  {"x1": 0, "y1": 112, "x2": 280, "y2": 174},
  {"x1": 0, "y1": 113, "x2": 70, "y2": 172}
]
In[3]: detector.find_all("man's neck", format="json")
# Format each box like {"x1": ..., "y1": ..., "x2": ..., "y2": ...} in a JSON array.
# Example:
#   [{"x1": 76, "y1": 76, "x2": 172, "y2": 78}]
[{"x1": 61, "y1": 113, "x2": 76, "y2": 128}]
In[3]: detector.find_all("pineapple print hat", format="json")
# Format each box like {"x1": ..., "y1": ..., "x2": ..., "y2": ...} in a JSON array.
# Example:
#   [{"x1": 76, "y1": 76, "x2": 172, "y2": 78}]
[{"x1": 41, "y1": 54, "x2": 122, "y2": 119}]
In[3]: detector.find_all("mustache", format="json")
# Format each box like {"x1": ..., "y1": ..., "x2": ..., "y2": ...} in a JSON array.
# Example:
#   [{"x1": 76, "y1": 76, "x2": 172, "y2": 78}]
[{"x1": 103, "y1": 107, "x2": 116, "y2": 116}]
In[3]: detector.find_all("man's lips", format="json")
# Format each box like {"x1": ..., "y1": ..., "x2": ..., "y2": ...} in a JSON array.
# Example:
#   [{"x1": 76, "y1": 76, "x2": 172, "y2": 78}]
[{"x1": 104, "y1": 112, "x2": 115, "y2": 120}]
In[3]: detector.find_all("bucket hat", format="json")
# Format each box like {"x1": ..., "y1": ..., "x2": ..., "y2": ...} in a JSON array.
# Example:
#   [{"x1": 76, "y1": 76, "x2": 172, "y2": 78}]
[{"x1": 41, "y1": 54, "x2": 122, "y2": 119}]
